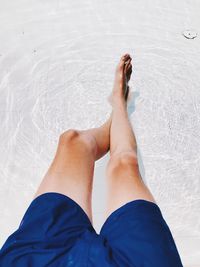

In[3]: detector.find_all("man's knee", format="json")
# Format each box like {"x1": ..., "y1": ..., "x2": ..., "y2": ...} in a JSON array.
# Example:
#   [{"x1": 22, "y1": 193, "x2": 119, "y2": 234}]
[
  {"x1": 59, "y1": 129, "x2": 80, "y2": 144},
  {"x1": 106, "y1": 152, "x2": 140, "y2": 177},
  {"x1": 59, "y1": 129, "x2": 96, "y2": 155}
]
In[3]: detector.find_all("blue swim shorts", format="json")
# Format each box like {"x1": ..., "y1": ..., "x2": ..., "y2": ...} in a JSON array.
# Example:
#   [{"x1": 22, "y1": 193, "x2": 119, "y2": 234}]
[{"x1": 0, "y1": 192, "x2": 183, "y2": 266}]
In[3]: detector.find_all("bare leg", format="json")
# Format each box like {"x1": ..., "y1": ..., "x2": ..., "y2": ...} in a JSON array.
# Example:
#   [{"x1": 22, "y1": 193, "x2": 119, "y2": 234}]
[
  {"x1": 81, "y1": 113, "x2": 112, "y2": 161},
  {"x1": 105, "y1": 54, "x2": 156, "y2": 219},
  {"x1": 33, "y1": 112, "x2": 112, "y2": 225}
]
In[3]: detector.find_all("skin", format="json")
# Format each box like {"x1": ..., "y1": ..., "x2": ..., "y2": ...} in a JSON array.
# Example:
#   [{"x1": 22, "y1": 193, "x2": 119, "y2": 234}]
[{"x1": 33, "y1": 53, "x2": 156, "y2": 225}]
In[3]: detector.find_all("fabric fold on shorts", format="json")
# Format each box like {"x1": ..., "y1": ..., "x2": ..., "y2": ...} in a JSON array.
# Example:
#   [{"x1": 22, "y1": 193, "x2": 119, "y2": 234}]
[{"x1": 0, "y1": 193, "x2": 183, "y2": 267}]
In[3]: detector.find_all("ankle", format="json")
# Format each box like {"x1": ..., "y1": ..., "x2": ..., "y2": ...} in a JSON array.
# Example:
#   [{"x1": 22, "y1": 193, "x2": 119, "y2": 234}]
[{"x1": 112, "y1": 98, "x2": 127, "y2": 110}]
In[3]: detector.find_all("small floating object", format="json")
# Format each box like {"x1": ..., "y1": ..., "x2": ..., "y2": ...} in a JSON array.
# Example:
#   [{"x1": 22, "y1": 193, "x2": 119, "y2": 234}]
[{"x1": 182, "y1": 30, "x2": 197, "y2": 39}]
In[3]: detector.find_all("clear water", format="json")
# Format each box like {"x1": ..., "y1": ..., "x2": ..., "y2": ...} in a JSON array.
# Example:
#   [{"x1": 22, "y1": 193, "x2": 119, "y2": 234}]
[{"x1": 0, "y1": 1, "x2": 200, "y2": 266}]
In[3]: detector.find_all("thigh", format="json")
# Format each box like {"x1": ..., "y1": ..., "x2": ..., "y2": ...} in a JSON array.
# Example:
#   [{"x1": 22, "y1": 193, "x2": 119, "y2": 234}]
[
  {"x1": 105, "y1": 152, "x2": 156, "y2": 219},
  {"x1": 33, "y1": 129, "x2": 96, "y2": 223}
]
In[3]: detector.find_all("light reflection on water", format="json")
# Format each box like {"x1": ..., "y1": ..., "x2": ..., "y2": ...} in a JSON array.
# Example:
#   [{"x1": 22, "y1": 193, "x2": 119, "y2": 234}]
[{"x1": 0, "y1": 0, "x2": 200, "y2": 266}]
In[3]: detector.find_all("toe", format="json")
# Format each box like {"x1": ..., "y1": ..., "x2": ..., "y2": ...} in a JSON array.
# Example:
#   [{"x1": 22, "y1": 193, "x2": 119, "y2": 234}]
[
  {"x1": 124, "y1": 59, "x2": 131, "y2": 72},
  {"x1": 127, "y1": 69, "x2": 132, "y2": 79},
  {"x1": 118, "y1": 56, "x2": 127, "y2": 70},
  {"x1": 117, "y1": 54, "x2": 131, "y2": 71},
  {"x1": 127, "y1": 64, "x2": 132, "y2": 77},
  {"x1": 121, "y1": 54, "x2": 127, "y2": 60},
  {"x1": 118, "y1": 61, "x2": 125, "y2": 71},
  {"x1": 127, "y1": 62, "x2": 132, "y2": 72},
  {"x1": 121, "y1": 53, "x2": 131, "y2": 61}
]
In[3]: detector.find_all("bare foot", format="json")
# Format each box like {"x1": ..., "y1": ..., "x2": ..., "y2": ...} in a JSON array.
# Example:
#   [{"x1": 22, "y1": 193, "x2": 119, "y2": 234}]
[{"x1": 108, "y1": 53, "x2": 132, "y2": 107}]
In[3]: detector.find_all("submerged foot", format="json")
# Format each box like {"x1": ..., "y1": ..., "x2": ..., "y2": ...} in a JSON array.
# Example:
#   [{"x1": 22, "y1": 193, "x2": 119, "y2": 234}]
[{"x1": 108, "y1": 53, "x2": 132, "y2": 107}]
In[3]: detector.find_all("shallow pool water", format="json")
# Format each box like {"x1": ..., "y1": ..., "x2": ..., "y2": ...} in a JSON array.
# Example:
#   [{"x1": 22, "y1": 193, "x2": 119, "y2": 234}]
[{"x1": 0, "y1": 1, "x2": 200, "y2": 266}]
